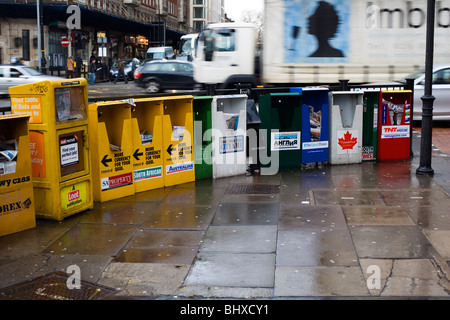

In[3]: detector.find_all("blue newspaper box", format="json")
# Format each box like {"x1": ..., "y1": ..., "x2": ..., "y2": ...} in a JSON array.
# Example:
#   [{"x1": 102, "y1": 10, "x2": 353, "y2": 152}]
[{"x1": 291, "y1": 87, "x2": 329, "y2": 164}]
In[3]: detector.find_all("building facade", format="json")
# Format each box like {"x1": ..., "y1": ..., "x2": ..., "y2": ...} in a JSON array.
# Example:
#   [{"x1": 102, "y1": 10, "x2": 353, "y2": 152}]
[
  {"x1": 192, "y1": 0, "x2": 224, "y2": 32},
  {"x1": 0, "y1": 0, "x2": 223, "y2": 78}
]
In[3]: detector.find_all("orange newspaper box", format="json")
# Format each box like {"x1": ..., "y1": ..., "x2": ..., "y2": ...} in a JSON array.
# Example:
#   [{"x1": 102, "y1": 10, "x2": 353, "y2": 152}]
[{"x1": 0, "y1": 114, "x2": 36, "y2": 236}]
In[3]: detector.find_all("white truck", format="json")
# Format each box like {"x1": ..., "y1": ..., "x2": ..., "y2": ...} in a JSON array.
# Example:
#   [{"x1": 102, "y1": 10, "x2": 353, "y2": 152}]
[
  {"x1": 194, "y1": 0, "x2": 450, "y2": 87},
  {"x1": 177, "y1": 33, "x2": 199, "y2": 61}
]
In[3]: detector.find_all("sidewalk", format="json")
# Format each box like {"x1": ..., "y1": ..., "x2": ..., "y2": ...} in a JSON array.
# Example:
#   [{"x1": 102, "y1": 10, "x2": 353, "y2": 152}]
[{"x1": 0, "y1": 130, "x2": 449, "y2": 299}]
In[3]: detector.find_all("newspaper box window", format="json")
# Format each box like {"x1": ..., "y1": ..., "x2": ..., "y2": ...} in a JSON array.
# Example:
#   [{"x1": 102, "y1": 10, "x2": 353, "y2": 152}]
[{"x1": 54, "y1": 87, "x2": 87, "y2": 123}]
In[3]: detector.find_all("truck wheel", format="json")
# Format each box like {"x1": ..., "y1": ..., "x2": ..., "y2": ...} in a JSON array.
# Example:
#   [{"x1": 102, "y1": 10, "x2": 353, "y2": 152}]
[{"x1": 146, "y1": 81, "x2": 160, "y2": 93}]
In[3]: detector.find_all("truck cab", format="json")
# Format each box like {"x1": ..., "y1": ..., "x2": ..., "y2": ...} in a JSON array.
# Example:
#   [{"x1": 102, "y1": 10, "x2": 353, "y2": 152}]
[
  {"x1": 194, "y1": 22, "x2": 259, "y2": 89},
  {"x1": 177, "y1": 33, "x2": 198, "y2": 61}
]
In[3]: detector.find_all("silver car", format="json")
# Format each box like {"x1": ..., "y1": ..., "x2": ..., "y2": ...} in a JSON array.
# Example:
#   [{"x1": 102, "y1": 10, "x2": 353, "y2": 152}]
[
  {"x1": 408, "y1": 64, "x2": 450, "y2": 121},
  {"x1": 0, "y1": 64, "x2": 63, "y2": 96}
]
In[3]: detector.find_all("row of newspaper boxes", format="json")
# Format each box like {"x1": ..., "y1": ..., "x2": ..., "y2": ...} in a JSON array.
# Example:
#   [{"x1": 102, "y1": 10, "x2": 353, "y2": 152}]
[{"x1": 1, "y1": 78, "x2": 412, "y2": 235}]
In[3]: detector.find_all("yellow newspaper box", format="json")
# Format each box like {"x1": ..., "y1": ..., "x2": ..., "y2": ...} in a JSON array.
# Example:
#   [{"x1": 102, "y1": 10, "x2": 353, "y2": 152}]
[
  {"x1": 0, "y1": 114, "x2": 36, "y2": 236},
  {"x1": 131, "y1": 98, "x2": 164, "y2": 193},
  {"x1": 9, "y1": 79, "x2": 93, "y2": 221},
  {"x1": 162, "y1": 96, "x2": 195, "y2": 187},
  {"x1": 88, "y1": 100, "x2": 134, "y2": 202}
]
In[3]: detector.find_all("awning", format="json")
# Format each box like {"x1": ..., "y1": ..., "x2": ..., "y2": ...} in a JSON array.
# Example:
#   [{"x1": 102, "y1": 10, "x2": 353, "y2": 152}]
[{"x1": 0, "y1": 3, "x2": 185, "y2": 43}]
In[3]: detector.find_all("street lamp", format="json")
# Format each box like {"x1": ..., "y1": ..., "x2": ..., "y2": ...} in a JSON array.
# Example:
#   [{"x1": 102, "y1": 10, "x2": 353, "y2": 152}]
[{"x1": 416, "y1": 0, "x2": 436, "y2": 175}]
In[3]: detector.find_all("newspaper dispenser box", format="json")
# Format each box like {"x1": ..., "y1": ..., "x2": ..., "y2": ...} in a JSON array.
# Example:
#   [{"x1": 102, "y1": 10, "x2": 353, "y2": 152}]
[
  {"x1": 193, "y1": 96, "x2": 213, "y2": 180},
  {"x1": 362, "y1": 91, "x2": 380, "y2": 161},
  {"x1": 329, "y1": 91, "x2": 364, "y2": 165},
  {"x1": 259, "y1": 92, "x2": 302, "y2": 169},
  {"x1": 9, "y1": 79, "x2": 93, "y2": 221},
  {"x1": 131, "y1": 98, "x2": 164, "y2": 193},
  {"x1": 0, "y1": 114, "x2": 36, "y2": 236},
  {"x1": 211, "y1": 94, "x2": 247, "y2": 179},
  {"x1": 88, "y1": 100, "x2": 134, "y2": 202},
  {"x1": 377, "y1": 90, "x2": 412, "y2": 161},
  {"x1": 294, "y1": 87, "x2": 329, "y2": 164},
  {"x1": 162, "y1": 96, "x2": 195, "y2": 187}
]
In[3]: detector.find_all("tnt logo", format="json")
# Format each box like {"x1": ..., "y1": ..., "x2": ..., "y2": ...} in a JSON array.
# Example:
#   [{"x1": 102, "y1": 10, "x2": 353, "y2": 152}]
[{"x1": 384, "y1": 127, "x2": 397, "y2": 133}]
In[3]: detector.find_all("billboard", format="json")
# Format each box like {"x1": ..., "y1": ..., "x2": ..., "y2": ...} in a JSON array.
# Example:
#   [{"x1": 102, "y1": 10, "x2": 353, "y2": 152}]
[
  {"x1": 282, "y1": 0, "x2": 450, "y2": 65},
  {"x1": 284, "y1": 0, "x2": 351, "y2": 63}
]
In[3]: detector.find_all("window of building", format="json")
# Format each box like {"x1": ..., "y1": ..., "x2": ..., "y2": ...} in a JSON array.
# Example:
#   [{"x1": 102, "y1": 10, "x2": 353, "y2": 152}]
[
  {"x1": 194, "y1": 21, "x2": 204, "y2": 31},
  {"x1": 22, "y1": 30, "x2": 30, "y2": 61},
  {"x1": 194, "y1": 7, "x2": 204, "y2": 18},
  {"x1": 194, "y1": 0, "x2": 204, "y2": 4},
  {"x1": 48, "y1": 30, "x2": 68, "y2": 67}
]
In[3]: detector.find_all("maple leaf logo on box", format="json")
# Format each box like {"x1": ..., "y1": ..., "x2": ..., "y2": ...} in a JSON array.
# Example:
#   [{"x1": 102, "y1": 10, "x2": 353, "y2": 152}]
[{"x1": 338, "y1": 131, "x2": 358, "y2": 151}]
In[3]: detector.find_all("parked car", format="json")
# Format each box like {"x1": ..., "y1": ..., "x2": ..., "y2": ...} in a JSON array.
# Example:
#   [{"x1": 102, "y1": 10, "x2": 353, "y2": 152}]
[
  {"x1": 369, "y1": 64, "x2": 450, "y2": 121},
  {"x1": 109, "y1": 58, "x2": 140, "y2": 81},
  {"x1": 0, "y1": 64, "x2": 63, "y2": 95},
  {"x1": 407, "y1": 64, "x2": 450, "y2": 121},
  {"x1": 134, "y1": 60, "x2": 195, "y2": 93}
]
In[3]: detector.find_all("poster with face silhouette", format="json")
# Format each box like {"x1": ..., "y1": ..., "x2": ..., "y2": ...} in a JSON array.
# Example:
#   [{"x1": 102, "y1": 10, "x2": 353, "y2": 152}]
[{"x1": 284, "y1": 0, "x2": 350, "y2": 63}]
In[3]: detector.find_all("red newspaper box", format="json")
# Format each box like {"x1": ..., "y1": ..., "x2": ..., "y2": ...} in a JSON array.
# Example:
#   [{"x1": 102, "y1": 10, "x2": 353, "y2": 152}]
[{"x1": 377, "y1": 90, "x2": 412, "y2": 161}]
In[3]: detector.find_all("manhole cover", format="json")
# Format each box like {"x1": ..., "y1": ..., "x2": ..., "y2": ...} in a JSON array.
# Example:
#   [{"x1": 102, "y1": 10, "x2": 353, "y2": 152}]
[
  {"x1": 0, "y1": 272, "x2": 117, "y2": 300},
  {"x1": 226, "y1": 184, "x2": 280, "y2": 194}
]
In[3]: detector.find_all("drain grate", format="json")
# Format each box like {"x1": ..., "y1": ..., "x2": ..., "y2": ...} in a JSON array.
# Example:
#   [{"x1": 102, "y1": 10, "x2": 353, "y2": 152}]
[
  {"x1": 226, "y1": 184, "x2": 280, "y2": 195},
  {"x1": 0, "y1": 272, "x2": 117, "y2": 300}
]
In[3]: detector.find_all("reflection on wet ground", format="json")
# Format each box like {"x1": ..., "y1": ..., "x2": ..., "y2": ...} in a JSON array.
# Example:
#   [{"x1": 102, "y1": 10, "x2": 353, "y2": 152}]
[{"x1": 1, "y1": 137, "x2": 450, "y2": 299}]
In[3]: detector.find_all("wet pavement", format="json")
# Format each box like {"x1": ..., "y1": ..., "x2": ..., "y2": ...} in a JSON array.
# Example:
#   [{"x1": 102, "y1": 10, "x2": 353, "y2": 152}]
[{"x1": 0, "y1": 130, "x2": 450, "y2": 299}]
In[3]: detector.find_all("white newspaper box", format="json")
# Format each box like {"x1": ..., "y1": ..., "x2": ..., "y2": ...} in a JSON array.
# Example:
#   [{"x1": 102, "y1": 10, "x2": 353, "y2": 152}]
[
  {"x1": 211, "y1": 95, "x2": 247, "y2": 179},
  {"x1": 329, "y1": 91, "x2": 364, "y2": 165}
]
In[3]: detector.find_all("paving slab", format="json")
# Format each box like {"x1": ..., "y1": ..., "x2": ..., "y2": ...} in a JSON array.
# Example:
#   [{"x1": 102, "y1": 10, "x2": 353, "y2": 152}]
[
  {"x1": 350, "y1": 226, "x2": 437, "y2": 259},
  {"x1": 42, "y1": 224, "x2": 137, "y2": 256},
  {"x1": 404, "y1": 206, "x2": 450, "y2": 230},
  {"x1": 423, "y1": 230, "x2": 450, "y2": 259},
  {"x1": 381, "y1": 259, "x2": 448, "y2": 297},
  {"x1": 342, "y1": 206, "x2": 415, "y2": 226},
  {"x1": 278, "y1": 205, "x2": 347, "y2": 229},
  {"x1": 211, "y1": 202, "x2": 279, "y2": 226},
  {"x1": 184, "y1": 252, "x2": 275, "y2": 288},
  {"x1": 100, "y1": 262, "x2": 190, "y2": 296},
  {"x1": 274, "y1": 266, "x2": 369, "y2": 297},
  {"x1": 140, "y1": 204, "x2": 216, "y2": 230},
  {"x1": 276, "y1": 229, "x2": 358, "y2": 267},
  {"x1": 200, "y1": 226, "x2": 277, "y2": 253}
]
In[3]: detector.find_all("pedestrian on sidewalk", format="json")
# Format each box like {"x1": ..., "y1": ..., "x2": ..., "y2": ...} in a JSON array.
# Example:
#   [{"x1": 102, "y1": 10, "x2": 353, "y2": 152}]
[
  {"x1": 66, "y1": 56, "x2": 74, "y2": 78},
  {"x1": 87, "y1": 58, "x2": 96, "y2": 85},
  {"x1": 75, "y1": 55, "x2": 83, "y2": 78},
  {"x1": 114, "y1": 57, "x2": 128, "y2": 84}
]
